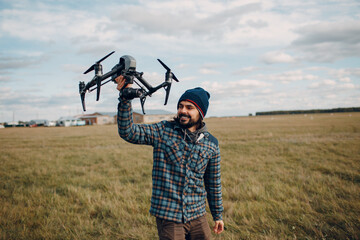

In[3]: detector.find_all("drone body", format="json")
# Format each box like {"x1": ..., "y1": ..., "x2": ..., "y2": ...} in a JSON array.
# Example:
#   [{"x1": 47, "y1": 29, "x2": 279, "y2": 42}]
[{"x1": 79, "y1": 52, "x2": 179, "y2": 114}]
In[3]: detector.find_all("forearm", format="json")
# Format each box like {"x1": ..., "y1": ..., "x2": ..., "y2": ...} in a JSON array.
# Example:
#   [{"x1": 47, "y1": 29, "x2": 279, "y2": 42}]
[
  {"x1": 117, "y1": 99, "x2": 135, "y2": 141},
  {"x1": 206, "y1": 180, "x2": 223, "y2": 221},
  {"x1": 117, "y1": 98, "x2": 162, "y2": 145},
  {"x1": 205, "y1": 148, "x2": 224, "y2": 221}
]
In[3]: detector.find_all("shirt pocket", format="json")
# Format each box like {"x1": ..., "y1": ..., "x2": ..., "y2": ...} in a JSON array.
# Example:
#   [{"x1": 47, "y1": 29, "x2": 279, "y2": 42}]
[
  {"x1": 189, "y1": 149, "x2": 210, "y2": 174},
  {"x1": 164, "y1": 139, "x2": 185, "y2": 165}
]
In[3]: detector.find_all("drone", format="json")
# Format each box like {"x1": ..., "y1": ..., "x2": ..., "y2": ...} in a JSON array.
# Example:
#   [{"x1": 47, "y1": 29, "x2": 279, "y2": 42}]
[{"x1": 79, "y1": 51, "x2": 179, "y2": 114}]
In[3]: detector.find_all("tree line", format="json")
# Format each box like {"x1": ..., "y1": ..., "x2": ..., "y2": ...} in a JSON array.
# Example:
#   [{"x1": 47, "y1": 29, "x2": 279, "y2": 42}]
[{"x1": 256, "y1": 107, "x2": 360, "y2": 116}]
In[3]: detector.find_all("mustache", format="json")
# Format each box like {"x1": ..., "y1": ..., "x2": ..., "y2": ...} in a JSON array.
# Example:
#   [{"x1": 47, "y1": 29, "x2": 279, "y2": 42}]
[{"x1": 178, "y1": 113, "x2": 191, "y2": 118}]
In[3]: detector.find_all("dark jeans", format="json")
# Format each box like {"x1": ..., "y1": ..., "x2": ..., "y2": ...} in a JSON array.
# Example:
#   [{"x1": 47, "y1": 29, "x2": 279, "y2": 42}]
[{"x1": 156, "y1": 215, "x2": 211, "y2": 240}]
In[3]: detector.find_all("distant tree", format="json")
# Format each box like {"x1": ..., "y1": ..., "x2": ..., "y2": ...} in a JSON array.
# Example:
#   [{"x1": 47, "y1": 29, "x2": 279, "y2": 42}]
[{"x1": 256, "y1": 107, "x2": 360, "y2": 116}]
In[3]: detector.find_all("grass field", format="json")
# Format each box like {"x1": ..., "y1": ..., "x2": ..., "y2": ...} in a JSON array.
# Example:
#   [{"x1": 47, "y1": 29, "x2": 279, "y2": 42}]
[{"x1": 0, "y1": 112, "x2": 359, "y2": 239}]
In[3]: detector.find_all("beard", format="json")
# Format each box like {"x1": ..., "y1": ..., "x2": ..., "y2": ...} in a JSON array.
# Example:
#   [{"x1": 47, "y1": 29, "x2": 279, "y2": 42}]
[{"x1": 174, "y1": 113, "x2": 202, "y2": 129}]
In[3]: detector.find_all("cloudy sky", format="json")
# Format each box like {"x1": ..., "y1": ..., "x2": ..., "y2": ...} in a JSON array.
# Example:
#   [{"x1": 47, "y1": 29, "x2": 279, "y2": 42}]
[{"x1": 0, "y1": 0, "x2": 359, "y2": 121}]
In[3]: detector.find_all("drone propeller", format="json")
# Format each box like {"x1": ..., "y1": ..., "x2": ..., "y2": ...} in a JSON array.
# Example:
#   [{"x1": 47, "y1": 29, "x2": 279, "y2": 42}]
[
  {"x1": 157, "y1": 59, "x2": 179, "y2": 82},
  {"x1": 157, "y1": 59, "x2": 179, "y2": 105},
  {"x1": 82, "y1": 51, "x2": 115, "y2": 102},
  {"x1": 83, "y1": 51, "x2": 115, "y2": 74}
]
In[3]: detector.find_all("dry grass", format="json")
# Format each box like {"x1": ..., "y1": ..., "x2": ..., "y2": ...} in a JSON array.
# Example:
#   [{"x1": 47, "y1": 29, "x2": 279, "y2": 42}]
[{"x1": 0, "y1": 112, "x2": 359, "y2": 239}]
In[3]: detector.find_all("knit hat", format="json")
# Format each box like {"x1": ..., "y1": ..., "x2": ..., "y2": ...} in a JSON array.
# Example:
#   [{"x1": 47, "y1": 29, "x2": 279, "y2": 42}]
[{"x1": 178, "y1": 87, "x2": 210, "y2": 118}]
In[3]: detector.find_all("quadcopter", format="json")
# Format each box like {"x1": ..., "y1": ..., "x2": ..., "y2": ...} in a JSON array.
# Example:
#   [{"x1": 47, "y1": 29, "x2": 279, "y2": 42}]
[{"x1": 79, "y1": 51, "x2": 179, "y2": 114}]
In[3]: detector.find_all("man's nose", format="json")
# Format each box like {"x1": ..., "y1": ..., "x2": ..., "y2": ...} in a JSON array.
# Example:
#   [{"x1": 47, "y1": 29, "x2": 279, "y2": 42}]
[{"x1": 178, "y1": 107, "x2": 186, "y2": 114}]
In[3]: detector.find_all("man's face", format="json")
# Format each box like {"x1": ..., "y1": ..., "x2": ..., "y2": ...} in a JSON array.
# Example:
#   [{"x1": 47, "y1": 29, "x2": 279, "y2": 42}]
[{"x1": 176, "y1": 100, "x2": 201, "y2": 130}]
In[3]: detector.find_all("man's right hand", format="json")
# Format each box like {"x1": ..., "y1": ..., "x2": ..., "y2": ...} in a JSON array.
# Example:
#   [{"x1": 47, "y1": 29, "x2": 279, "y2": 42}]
[{"x1": 115, "y1": 75, "x2": 132, "y2": 91}]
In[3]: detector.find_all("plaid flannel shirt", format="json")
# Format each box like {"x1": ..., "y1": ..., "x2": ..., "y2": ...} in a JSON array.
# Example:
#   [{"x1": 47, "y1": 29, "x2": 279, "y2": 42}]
[{"x1": 117, "y1": 100, "x2": 223, "y2": 223}]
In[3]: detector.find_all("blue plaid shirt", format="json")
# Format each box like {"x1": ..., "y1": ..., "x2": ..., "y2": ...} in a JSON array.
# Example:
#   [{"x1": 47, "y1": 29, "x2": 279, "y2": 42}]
[{"x1": 117, "y1": 100, "x2": 223, "y2": 223}]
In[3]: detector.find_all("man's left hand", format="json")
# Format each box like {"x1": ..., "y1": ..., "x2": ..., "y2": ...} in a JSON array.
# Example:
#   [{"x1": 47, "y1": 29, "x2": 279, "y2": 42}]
[{"x1": 213, "y1": 220, "x2": 224, "y2": 234}]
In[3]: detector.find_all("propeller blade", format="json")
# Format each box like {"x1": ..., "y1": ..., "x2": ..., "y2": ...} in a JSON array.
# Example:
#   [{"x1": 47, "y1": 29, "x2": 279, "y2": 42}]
[
  {"x1": 83, "y1": 64, "x2": 95, "y2": 74},
  {"x1": 158, "y1": 59, "x2": 179, "y2": 82},
  {"x1": 96, "y1": 51, "x2": 115, "y2": 64},
  {"x1": 171, "y1": 73, "x2": 179, "y2": 82},
  {"x1": 157, "y1": 59, "x2": 170, "y2": 71},
  {"x1": 83, "y1": 51, "x2": 115, "y2": 74}
]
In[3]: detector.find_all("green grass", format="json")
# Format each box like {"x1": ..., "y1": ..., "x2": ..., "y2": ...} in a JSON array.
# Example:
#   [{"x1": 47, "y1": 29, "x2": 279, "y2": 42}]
[{"x1": 1, "y1": 113, "x2": 359, "y2": 239}]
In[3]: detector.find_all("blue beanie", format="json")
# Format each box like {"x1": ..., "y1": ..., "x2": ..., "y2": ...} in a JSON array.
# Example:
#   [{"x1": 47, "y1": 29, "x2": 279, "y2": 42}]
[{"x1": 178, "y1": 87, "x2": 210, "y2": 118}]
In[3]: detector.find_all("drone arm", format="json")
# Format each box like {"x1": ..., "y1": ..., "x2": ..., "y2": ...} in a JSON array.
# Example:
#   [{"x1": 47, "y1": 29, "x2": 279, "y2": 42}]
[
  {"x1": 101, "y1": 64, "x2": 123, "y2": 81},
  {"x1": 133, "y1": 71, "x2": 173, "y2": 105},
  {"x1": 134, "y1": 72, "x2": 154, "y2": 92},
  {"x1": 84, "y1": 64, "x2": 125, "y2": 92}
]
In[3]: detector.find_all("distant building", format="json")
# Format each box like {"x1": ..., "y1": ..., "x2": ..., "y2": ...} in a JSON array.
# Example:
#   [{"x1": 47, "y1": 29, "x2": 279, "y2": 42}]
[
  {"x1": 77, "y1": 113, "x2": 115, "y2": 125},
  {"x1": 45, "y1": 121, "x2": 57, "y2": 127},
  {"x1": 75, "y1": 110, "x2": 174, "y2": 125},
  {"x1": 133, "y1": 109, "x2": 174, "y2": 123},
  {"x1": 29, "y1": 119, "x2": 48, "y2": 127},
  {"x1": 57, "y1": 116, "x2": 85, "y2": 127},
  {"x1": 94, "y1": 112, "x2": 117, "y2": 124},
  {"x1": 4, "y1": 121, "x2": 21, "y2": 128},
  {"x1": 29, "y1": 119, "x2": 57, "y2": 127}
]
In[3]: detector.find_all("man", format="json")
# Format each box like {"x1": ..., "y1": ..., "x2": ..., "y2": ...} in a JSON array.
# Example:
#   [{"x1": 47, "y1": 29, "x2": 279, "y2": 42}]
[{"x1": 116, "y1": 75, "x2": 224, "y2": 239}]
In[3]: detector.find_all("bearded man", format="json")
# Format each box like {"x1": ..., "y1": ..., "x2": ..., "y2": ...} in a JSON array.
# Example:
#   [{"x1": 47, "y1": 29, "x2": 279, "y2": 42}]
[{"x1": 116, "y1": 75, "x2": 224, "y2": 240}]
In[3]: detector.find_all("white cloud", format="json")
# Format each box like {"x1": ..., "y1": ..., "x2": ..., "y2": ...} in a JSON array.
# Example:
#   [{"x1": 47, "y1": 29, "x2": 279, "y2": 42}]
[
  {"x1": 199, "y1": 69, "x2": 220, "y2": 75},
  {"x1": 202, "y1": 79, "x2": 271, "y2": 100},
  {"x1": 339, "y1": 77, "x2": 351, "y2": 83},
  {"x1": 111, "y1": 2, "x2": 262, "y2": 36},
  {"x1": 199, "y1": 63, "x2": 223, "y2": 75},
  {"x1": 246, "y1": 19, "x2": 268, "y2": 28},
  {"x1": 327, "y1": 68, "x2": 360, "y2": 83},
  {"x1": 291, "y1": 20, "x2": 360, "y2": 62},
  {"x1": 325, "y1": 94, "x2": 337, "y2": 99},
  {"x1": 0, "y1": 8, "x2": 115, "y2": 44},
  {"x1": 309, "y1": 79, "x2": 336, "y2": 89},
  {"x1": 0, "y1": 53, "x2": 47, "y2": 70},
  {"x1": 266, "y1": 70, "x2": 318, "y2": 83},
  {"x1": 339, "y1": 83, "x2": 356, "y2": 89},
  {"x1": 0, "y1": 75, "x2": 11, "y2": 82},
  {"x1": 62, "y1": 64, "x2": 86, "y2": 74},
  {"x1": 0, "y1": 0, "x2": 359, "y2": 120},
  {"x1": 177, "y1": 63, "x2": 189, "y2": 69},
  {"x1": 178, "y1": 76, "x2": 197, "y2": 82},
  {"x1": 261, "y1": 51, "x2": 296, "y2": 64},
  {"x1": 233, "y1": 66, "x2": 259, "y2": 75},
  {"x1": 349, "y1": 68, "x2": 360, "y2": 77},
  {"x1": 323, "y1": 79, "x2": 337, "y2": 86}
]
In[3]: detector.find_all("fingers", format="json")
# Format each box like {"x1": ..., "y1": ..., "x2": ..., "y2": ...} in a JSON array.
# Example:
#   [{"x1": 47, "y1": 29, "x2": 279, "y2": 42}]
[
  {"x1": 115, "y1": 75, "x2": 125, "y2": 91},
  {"x1": 115, "y1": 75, "x2": 124, "y2": 83},
  {"x1": 213, "y1": 220, "x2": 224, "y2": 234},
  {"x1": 115, "y1": 75, "x2": 134, "y2": 91}
]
